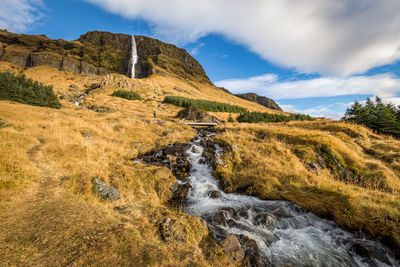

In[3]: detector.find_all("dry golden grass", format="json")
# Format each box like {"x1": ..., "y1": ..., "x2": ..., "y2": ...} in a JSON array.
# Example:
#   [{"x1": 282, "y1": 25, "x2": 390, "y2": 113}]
[
  {"x1": 2, "y1": 61, "x2": 399, "y2": 264},
  {"x1": 214, "y1": 121, "x2": 400, "y2": 242},
  {"x1": 0, "y1": 62, "x2": 236, "y2": 266}
]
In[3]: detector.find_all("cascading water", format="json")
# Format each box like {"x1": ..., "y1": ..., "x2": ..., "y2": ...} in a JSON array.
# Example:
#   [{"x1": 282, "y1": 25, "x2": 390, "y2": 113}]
[
  {"x1": 128, "y1": 35, "x2": 138, "y2": 78},
  {"x1": 182, "y1": 131, "x2": 399, "y2": 267}
]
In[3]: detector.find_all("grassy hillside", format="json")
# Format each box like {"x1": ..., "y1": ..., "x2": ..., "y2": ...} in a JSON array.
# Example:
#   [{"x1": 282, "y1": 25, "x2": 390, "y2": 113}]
[
  {"x1": 214, "y1": 121, "x2": 400, "y2": 242},
  {"x1": 0, "y1": 62, "x2": 234, "y2": 266},
  {"x1": 0, "y1": 61, "x2": 399, "y2": 264}
]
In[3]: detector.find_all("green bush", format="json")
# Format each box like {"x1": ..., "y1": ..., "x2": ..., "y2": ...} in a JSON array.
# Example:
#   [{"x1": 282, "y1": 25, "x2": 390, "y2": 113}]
[
  {"x1": 342, "y1": 96, "x2": 400, "y2": 137},
  {"x1": 111, "y1": 90, "x2": 142, "y2": 100},
  {"x1": 228, "y1": 114, "x2": 234, "y2": 123},
  {"x1": 237, "y1": 112, "x2": 314, "y2": 123},
  {"x1": 0, "y1": 71, "x2": 61, "y2": 108},
  {"x1": 164, "y1": 96, "x2": 247, "y2": 113}
]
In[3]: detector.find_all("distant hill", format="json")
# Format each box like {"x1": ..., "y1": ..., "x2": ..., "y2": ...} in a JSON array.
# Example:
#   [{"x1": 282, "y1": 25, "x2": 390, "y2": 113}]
[{"x1": 235, "y1": 92, "x2": 282, "y2": 111}]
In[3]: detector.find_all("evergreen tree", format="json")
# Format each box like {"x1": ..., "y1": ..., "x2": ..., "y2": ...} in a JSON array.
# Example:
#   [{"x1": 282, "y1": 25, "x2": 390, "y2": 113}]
[{"x1": 342, "y1": 96, "x2": 400, "y2": 137}]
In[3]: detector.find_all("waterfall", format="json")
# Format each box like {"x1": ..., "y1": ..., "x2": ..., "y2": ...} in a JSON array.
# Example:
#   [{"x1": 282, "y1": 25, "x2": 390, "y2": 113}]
[{"x1": 128, "y1": 35, "x2": 138, "y2": 78}]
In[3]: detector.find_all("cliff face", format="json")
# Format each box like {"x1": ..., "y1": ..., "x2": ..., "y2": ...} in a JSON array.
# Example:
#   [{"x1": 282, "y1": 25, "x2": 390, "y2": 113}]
[
  {"x1": 235, "y1": 93, "x2": 282, "y2": 111},
  {"x1": 0, "y1": 30, "x2": 210, "y2": 83}
]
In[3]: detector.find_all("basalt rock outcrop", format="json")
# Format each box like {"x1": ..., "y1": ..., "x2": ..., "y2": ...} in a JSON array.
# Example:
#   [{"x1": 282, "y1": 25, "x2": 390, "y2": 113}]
[
  {"x1": 0, "y1": 30, "x2": 210, "y2": 83},
  {"x1": 176, "y1": 107, "x2": 220, "y2": 124},
  {"x1": 235, "y1": 93, "x2": 282, "y2": 111}
]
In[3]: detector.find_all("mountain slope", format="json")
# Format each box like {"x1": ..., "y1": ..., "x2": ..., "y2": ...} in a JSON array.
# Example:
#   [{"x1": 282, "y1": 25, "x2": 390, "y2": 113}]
[{"x1": 0, "y1": 31, "x2": 399, "y2": 265}]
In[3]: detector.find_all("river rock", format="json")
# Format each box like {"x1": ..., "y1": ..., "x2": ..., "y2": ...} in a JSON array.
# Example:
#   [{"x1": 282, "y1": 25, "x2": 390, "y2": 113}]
[
  {"x1": 171, "y1": 182, "x2": 192, "y2": 201},
  {"x1": 237, "y1": 234, "x2": 271, "y2": 267},
  {"x1": 210, "y1": 211, "x2": 227, "y2": 226},
  {"x1": 159, "y1": 218, "x2": 174, "y2": 241},
  {"x1": 351, "y1": 242, "x2": 392, "y2": 265},
  {"x1": 220, "y1": 207, "x2": 239, "y2": 220},
  {"x1": 219, "y1": 234, "x2": 245, "y2": 262},
  {"x1": 191, "y1": 146, "x2": 201, "y2": 154},
  {"x1": 208, "y1": 190, "x2": 222, "y2": 199},
  {"x1": 253, "y1": 213, "x2": 277, "y2": 228},
  {"x1": 92, "y1": 178, "x2": 120, "y2": 200}
]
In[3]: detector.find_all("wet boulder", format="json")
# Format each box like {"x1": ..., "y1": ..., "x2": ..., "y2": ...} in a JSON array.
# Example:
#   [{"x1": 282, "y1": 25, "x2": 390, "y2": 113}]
[
  {"x1": 351, "y1": 242, "x2": 392, "y2": 265},
  {"x1": 220, "y1": 207, "x2": 239, "y2": 220},
  {"x1": 191, "y1": 146, "x2": 201, "y2": 154},
  {"x1": 210, "y1": 211, "x2": 227, "y2": 226},
  {"x1": 170, "y1": 182, "x2": 192, "y2": 201},
  {"x1": 208, "y1": 190, "x2": 222, "y2": 199},
  {"x1": 238, "y1": 235, "x2": 271, "y2": 267},
  {"x1": 163, "y1": 143, "x2": 188, "y2": 156},
  {"x1": 172, "y1": 158, "x2": 192, "y2": 180},
  {"x1": 219, "y1": 234, "x2": 245, "y2": 262},
  {"x1": 253, "y1": 213, "x2": 277, "y2": 228},
  {"x1": 92, "y1": 178, "x2": 120, "y2": 200}
]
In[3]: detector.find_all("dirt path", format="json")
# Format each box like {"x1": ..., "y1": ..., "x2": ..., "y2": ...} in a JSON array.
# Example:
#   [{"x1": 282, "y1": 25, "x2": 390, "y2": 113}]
[{"x1": 0, "y1": 137, "x2": 123, "y2": 266}]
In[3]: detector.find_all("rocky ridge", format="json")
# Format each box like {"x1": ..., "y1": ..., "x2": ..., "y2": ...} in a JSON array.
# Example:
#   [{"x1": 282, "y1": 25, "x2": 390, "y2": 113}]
[
  {"x1": 0, "y1": 30, "x2": 210, "y2": 83},
  {"x1": 236, "y1": 93, "x2": 282, "y2": 111}
]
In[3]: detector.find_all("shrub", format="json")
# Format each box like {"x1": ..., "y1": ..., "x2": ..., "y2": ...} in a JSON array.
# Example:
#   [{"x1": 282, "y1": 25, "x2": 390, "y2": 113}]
[
  {"x1": 228, "y1": 114, "x2": 234, "y2": 123},
  {"x1": 111, "y1": 90, "x2": 142, "y2": 100},
  {"x1": 163, "y1": 96, "x2": 247, "y2": 113},
  {"x1": 0, "y1": 71, "x2": 61, "y2": 108},
  {"x1": 342, "y1": 96, "x2": 400, "y2": 137},
  {"x1": 237, "y1": 112, "x2": 314, "y2": 123}
]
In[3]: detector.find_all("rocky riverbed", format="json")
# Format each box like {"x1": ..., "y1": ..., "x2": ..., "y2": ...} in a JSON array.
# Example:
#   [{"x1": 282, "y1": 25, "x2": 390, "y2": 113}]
[{"x1": 136, "y1": 129, "x2": 400, "y2": 267}]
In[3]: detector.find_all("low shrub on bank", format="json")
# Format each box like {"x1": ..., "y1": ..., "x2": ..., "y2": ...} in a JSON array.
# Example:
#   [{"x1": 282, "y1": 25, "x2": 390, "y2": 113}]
[
  {"x1": 164, "y1": 96, "x2": 247, "y2": 113},
  {"x1": 0, "y1": 71, "x2": 61, "y2": 108},
  {"x1": 237, "y1": 112, "x2": 314, "y2": 123},
  {"x1": 111, "y1": 90, "x2": 142, "y2": 100}
]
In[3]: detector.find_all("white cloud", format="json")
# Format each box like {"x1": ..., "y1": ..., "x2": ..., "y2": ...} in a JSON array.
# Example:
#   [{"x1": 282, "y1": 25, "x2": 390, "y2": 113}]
[
  {"x1": 189, "y1": 42, "x2": 204, "y2": 55},
  {"x1": 216, "y1": 73, "x2": 400, "y2": 100},
  {"x1": 280, "y1": 103, "x2": 344, "y2": 120},
  {"x1": 0, "y1": 0, "x2": 44, "y2": 32},
  {"x1": 85, "y1": 0, "x2": 400, "y2": 76}
]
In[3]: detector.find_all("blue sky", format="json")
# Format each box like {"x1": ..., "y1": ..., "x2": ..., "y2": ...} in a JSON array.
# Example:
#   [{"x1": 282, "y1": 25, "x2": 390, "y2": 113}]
[{"x1": 2, "y1": 0, "x2": 400, "y2": 119}]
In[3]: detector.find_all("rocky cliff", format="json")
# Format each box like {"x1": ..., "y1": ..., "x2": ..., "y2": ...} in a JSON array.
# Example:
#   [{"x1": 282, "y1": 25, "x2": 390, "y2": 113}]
[
  {"x1": 0, "y1": 30, "x2": 210, "y2": 83},
  {"x1": 235, "y1": 93, "x2": 282, "y2": 111}
]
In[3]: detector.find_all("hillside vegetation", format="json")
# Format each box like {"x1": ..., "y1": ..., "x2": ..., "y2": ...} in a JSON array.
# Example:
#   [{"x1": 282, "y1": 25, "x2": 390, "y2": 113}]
[
  {"x1": 214, "y1": 121, "x2": 400, "y2": 242},
  {"x1": 164, "y1": 95, "x2": 247, "y2": 113},
  {"x1": 343, "y1": 96, "x2": 400, "y2": 137},
  {"x1": 0, "y1": 61, "x2": 399, "y2": 265},
  {"x1": 237, "y1": 112, "x2": 314, "y2": 123},
  {"x1": 111, "y1": 90, "x2": 142, "y2": 100},
  {"x1": 0, "y1": 71, "x2": 61, "y2": 108}
]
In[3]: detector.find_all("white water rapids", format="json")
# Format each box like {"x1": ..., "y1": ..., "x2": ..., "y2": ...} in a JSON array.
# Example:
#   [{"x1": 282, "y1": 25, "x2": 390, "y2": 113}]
[
  {"x1": 128, "y1": 35, "x2": 138, "y2": 78},
  {"x1": 183, "y1": 134, "x2": 399, "y2": 266}
]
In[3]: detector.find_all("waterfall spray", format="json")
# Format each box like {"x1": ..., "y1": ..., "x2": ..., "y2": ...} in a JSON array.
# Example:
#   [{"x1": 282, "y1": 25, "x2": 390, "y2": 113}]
[{"x1": 128, "y1": 35, "x2": 138, "y2": 78}]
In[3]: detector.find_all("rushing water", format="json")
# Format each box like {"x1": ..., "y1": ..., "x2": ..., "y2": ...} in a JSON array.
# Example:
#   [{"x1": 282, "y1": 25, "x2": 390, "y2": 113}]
[
  {"x1": 128, "y1": 35, "x2": 138, "y2": 78},
  {"x1": 183, "y1": 133, "x2": 399, "y2": 267}
]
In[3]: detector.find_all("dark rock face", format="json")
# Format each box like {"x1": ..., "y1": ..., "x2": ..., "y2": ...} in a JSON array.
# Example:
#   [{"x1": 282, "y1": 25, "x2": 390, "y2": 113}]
[
  {"x1": 235, "y1": 93, "x2": 282, "y2": 111},
  {"x1": 92, "y1": 178, "x2": 120, "y2": 200},
  {"x1": 176, "y1": 107, "x2": 220, "y2": 124},
  {"x1": 0, "y1": 30, "x2": 210, "y2": 82}
]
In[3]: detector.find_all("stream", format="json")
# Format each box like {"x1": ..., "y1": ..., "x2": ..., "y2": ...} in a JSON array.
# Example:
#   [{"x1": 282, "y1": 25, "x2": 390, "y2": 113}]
[{"x1": 181, "y1": 132, "x2": 399, "y2": 267}]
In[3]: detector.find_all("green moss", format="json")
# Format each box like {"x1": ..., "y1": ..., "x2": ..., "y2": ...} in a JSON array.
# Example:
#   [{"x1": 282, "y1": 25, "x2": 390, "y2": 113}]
[{"x1": 111, "y1": 90, "x2": 142, "y2": 101}]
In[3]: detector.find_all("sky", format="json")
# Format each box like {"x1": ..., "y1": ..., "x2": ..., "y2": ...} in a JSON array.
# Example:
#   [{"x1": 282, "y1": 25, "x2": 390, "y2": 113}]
[{"x1": 1, "y1": 0, "x2": 400, "y2": 119}]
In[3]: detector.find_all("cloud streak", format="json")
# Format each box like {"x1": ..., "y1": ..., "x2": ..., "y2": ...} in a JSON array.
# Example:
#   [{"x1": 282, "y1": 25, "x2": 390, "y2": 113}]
[
  {"x1": 216, "y1": 73, "x2": 400, "y2": 100},
  {"x1": 85, "y1": 0, "x2": 400, "y2": 76},
  {"x1": 0, "y1": 0, "x2": 44, "y2": 32}
]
